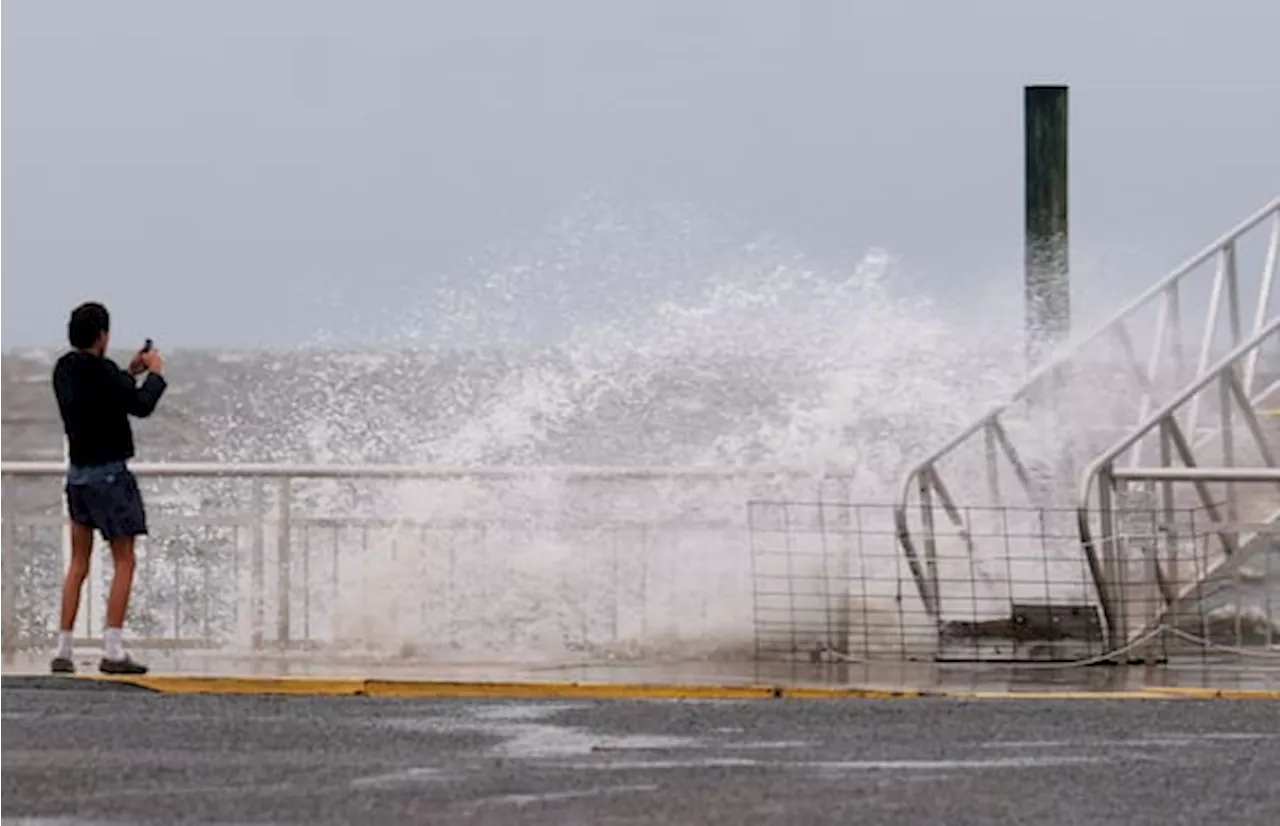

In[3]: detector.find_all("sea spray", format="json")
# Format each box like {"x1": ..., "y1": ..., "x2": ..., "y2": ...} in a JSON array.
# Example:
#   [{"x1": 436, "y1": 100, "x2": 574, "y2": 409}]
[{"x1": 254, "y1": 204, "x2": 1031, "y2": 659}]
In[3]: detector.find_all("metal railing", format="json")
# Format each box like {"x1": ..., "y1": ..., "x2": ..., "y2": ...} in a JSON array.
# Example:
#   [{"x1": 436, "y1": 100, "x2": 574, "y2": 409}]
[
  {"x1": 1, "y1": 462, "x2": 856, "y2": 659},
  {"x1": 896, "y1": 196, "x2": 1280, "y2": 624},
  {"x1": 1077, "y1": 316, "x2": 1280, "y2": 648}
]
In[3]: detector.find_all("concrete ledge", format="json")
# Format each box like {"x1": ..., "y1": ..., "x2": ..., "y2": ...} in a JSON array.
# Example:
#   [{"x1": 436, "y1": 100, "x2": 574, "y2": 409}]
[
  {"x1": 3, "y1": 673, "x2": 1275, "y2": 700},
  {"x1": 778, "y1": 685, "x2": 932, "y2": 699},
  {"x1": 1, "y1": 675, "x2": 158, "y2": 693},
  {"x1": 7, "y1": 658, "x2": 1278, "y2": 701},
  {"x1": 781, "y1": 687, "x2": 1200, "y2": 700},
  {"x1": 103, "y1": 676, "x2": 781, "y2": 700},
  {"x1": 941, "y1": 690, "x2": 1176, "y2": 700},
  {"x1": 117, "y1": 676, "x2": 369, "y2": 695},
  {"x1": 1145, "y1": 686, "x2": 1280, "y2": 700},
  {"x1": 362, "y1": 679, "x2": 780, "y2": 700}
]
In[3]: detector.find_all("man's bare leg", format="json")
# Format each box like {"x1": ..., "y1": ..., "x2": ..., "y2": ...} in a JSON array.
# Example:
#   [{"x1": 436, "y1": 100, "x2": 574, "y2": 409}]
[
  {"x1": 103, "y1": 536, "x2": 137, "y2": 663},
  {"x1": 53, "y1": 522, "x2": 95, "y2": 670}
]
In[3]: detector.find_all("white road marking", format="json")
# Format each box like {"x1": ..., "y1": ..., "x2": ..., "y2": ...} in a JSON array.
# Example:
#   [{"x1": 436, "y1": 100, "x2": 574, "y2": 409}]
[
  {"x1": 460, "y1": 784, "x2": 660, "y2": 809},
  {"x1": 722, "y1": 740, "x2": 811, "y2": 750},
  {"x1": 981, "y1": 732, "x2": 1273, "y2": 749},
  {"x1": 350, "y1": 767, "x2": 448, "y2": 789},
  {"x1": 568, "y1": 754, "x2": 1105, "y2": 772}
]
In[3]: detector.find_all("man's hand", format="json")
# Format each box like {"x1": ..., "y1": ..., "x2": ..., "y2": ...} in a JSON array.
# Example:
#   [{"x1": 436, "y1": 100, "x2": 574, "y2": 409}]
[
  {"x1": 140, "y1": 349, "x2": 164, "y2": 376},
  {"x1": 127, "y1": 351, "x2": 148, "y2": 376}
]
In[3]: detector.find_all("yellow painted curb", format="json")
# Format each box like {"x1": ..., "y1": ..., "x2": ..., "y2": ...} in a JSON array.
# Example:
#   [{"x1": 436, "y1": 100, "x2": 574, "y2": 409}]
[
  {"x1": 780, "y1": 685, "x2": 931, "y2": 699},
  {"x1": 1145, "y1": 686, "x2": 1280, "y2": 700},
  {"x1": 363, "y1": 679, "x2": 779, "y2": 700},
  {"x1": 940, "y1": 690, "x2": 1176, "y2": 700},
  {"x1": 89, "y1": 675, "x2": 367, "y2": 696}
]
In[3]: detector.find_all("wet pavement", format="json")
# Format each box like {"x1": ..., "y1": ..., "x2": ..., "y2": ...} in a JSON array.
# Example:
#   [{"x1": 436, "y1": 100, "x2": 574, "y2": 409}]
[{"x1": 3, "y1": 684, "x2": 1278, "y2": 825}]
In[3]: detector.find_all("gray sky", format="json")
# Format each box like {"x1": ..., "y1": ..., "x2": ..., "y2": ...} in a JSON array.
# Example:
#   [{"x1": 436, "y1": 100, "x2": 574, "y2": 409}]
[{"x1": 4, "y1": 0, "x2": 1278, "y2": 349}]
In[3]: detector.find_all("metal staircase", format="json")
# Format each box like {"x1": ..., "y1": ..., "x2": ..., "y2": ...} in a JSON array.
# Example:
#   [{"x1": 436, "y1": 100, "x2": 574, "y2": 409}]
[
  {"x1": 1077, "y1": 319, "x2": 1279, "y2": 651},
  {"x1": 895, "y1": 196, "x2": 1280, "y2": 657}
]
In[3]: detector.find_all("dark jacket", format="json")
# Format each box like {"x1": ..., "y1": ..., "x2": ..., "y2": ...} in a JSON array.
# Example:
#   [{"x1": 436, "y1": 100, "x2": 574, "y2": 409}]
[{"x1": 52, "y1": 350, "x2": 167, "y2": 467}]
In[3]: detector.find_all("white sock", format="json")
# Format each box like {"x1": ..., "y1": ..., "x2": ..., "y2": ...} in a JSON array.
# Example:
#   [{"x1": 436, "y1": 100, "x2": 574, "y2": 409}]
[
  {"x1": 104, "y1": 627, "x2": 126, "y2": 661},
  {"x1": 55, "y1": 631, "x2": 73, "y2": 660}
]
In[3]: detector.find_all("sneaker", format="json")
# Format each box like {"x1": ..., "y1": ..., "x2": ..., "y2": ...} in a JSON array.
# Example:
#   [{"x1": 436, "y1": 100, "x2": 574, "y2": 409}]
[
  {"x1": 50, "y1": 657, "x2": 75, "y2": 675},
  {"x1": 99, "y1": 656, "x2": 148, "y2": 676}
]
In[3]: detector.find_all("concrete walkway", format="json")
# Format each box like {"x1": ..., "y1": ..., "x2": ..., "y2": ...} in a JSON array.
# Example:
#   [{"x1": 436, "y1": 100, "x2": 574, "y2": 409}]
[{"x1": 4, "y1": 650, "x2": 1279, "y2": 698}]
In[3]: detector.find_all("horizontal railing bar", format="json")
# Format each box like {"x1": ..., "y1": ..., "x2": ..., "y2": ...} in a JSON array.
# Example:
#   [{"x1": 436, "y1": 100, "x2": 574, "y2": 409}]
[
  {"x1": 1111, "y1": 467, "x2": 1280, "y2": 483},
  {"x1": 0, "y1": 461, "x2": 853, "y2": 481},
  {"x1": 7, "y1": 516, "x2": 256, "y2": 528},
  {"x1": 3, "y1": 516, "x2": 746, "y2": 531},
  {"x1": 291, "y1": 517, "x2": 742, "y2": 530},
  {"x1": 1108, "y1": 521, "x2": 1279, "y2": 533}
]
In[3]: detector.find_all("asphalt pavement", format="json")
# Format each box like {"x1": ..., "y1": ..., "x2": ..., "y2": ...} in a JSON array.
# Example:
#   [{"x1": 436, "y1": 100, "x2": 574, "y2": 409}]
[{"x1": 3, "y1": 684, "x2": 1278, "y2": 825}]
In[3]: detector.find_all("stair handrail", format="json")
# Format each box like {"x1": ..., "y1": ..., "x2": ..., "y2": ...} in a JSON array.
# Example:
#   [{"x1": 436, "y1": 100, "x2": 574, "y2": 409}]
[
  {"x1": 1075, "y1": 315, "x2": 1280, "y2": 647},
  {"x1": 895, "y1": 195, "x2": 1280, "y2": 622}
]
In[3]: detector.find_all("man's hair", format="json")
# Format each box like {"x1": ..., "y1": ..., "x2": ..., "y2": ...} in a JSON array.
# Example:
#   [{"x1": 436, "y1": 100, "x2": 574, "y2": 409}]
[{"x1": 68, "y1": 302, "x2": 110, "y2": 349}]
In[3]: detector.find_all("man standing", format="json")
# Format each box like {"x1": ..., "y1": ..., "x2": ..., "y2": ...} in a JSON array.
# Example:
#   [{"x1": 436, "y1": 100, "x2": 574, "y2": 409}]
[{"x1": 50, "y1": 302, "x2": 166, "y2": 675}]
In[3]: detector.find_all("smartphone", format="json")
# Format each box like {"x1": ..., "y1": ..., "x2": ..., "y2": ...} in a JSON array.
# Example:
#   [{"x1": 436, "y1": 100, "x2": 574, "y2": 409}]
[{"x1": 142, "y1": 338, "x2": 154, "y2": 353}]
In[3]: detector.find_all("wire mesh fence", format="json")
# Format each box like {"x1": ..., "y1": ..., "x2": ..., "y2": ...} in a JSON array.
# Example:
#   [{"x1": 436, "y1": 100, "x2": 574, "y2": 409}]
[
  {"x1": 749, "y1": 499, "x2": 1280, "y2": 664},
  {"x1": 1122, "y1": 506, "x2": 1279, "y2": 652},
  {"x1": 750, "y1": 501, "x2": 1099, "y2": 662}
]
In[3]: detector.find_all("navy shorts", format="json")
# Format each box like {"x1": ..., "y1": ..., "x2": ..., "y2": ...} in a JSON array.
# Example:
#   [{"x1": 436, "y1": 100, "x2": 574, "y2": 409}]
[{"x1": 66, "y1": 469, "x2": 148, "y2": 540}]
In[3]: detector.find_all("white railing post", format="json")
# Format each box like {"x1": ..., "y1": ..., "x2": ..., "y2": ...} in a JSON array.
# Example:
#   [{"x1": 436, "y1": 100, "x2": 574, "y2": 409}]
[
  {"x1": 250, "y1": 478, "x2": 265, "y2": 651},
  {"x1": 1244, "y1": 212, "x2": 1280, "y2": 395},
  {"x1": 2, "y1": 489, "x2": 16, "y2": 662},
  {"x1": 1096, "y1": 464, "x2": 1123, "y2": 647},
  {"x1": 276, "y1": 477, "x2": 292, "y2": 648}
]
